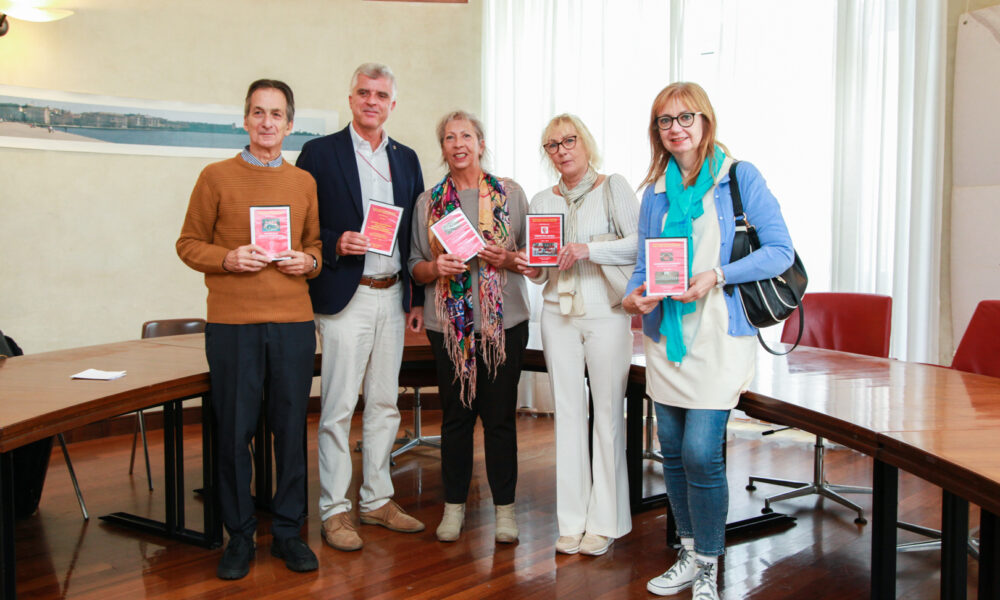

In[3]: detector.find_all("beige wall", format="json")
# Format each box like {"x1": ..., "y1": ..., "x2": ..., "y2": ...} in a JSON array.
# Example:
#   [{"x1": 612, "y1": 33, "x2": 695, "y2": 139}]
[{"x1": 0, "y1": 0, "x2": 481, "y2": 352}]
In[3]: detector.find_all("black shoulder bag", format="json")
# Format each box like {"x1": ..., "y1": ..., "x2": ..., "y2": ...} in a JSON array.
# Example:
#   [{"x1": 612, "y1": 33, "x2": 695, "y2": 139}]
[{"x1": 724, "y1": 162, "x2": 808, "y2": 355}]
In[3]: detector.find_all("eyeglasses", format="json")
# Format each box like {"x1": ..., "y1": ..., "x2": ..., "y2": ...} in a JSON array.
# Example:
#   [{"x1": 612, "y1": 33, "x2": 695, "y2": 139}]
[
  {"x1": 542, "y1": 136, "x2": 577, "y2": 154},
  {"x1": 656, "y1": 112, "x2": 703, "y2": 130}
]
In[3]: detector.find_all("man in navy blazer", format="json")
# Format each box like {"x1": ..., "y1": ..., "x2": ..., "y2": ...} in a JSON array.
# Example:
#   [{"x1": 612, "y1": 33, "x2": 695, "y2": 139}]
[{"x1": 296, "y1": 63, "x2": 425, "y2": 552}]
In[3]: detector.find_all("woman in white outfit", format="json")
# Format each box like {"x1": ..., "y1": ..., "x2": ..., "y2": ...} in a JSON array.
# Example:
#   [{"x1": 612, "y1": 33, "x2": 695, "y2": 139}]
[{"x1": 516, "y1": 114, "x2": 639, "y2": 556}]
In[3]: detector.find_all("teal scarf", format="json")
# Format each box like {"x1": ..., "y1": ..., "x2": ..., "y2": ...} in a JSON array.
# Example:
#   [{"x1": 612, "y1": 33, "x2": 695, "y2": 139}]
[{"x1": 658, "y1": 146, "x2": 725, "y2": 362}]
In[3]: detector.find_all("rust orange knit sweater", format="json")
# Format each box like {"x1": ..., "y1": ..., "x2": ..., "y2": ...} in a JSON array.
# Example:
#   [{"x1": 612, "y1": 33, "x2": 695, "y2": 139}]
[{"x1": 176, "y1": 156, "x2": 322, "y2": 324}]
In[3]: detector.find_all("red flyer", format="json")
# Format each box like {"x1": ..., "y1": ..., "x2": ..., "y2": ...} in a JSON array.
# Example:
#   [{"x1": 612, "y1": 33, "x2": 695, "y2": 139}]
[
  {"x1": 430, "y1": 208, "x2": 485, "y2": 263},
  {"x1": 250, "y1": 205, "x2": 291, "y2": 261},
  {"x1": 645, "y1": 237, "x2": 688, "y2": 296},
  {"x1": 361, "y1": 200, "x2": 404, "y2": 256},
  {"x1": 525, "y1": 214, "x2": 563, "y2": 267}
]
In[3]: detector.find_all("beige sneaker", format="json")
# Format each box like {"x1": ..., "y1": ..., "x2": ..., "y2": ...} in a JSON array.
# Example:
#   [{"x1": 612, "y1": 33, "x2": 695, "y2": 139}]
[
  {"x1": 495, "y1": 503, "x2": 519, "y2": 543},
  {"x1": 435, "y1": 502, "x2": 466, "y2": 542},
  {"x1": 360, "y1": 499, "x2": 425, "y2": 533},
  {"x1": 579, "y1": 533, "x2": 613, "y2": 556},
  {"x1": 555, "y1": 533, "x2": 584, "y2": 554},
  {"x1": 321, "y1": 511, "x2": 363, "y2": 551}
]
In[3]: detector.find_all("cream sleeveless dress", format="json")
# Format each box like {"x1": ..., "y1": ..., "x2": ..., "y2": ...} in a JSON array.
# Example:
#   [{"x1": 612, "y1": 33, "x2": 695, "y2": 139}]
[{"x1": 643, "y1": 163, "x2": 756, "y2": 410}]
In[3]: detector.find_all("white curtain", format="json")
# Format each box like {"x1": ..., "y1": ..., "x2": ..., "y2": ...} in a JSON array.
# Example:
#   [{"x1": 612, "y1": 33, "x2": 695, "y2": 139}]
[
  {"x1": 831, "y1": 0, "x2": 945, "y2": 361},
  {"x1": 483, "y1": 0, "x2": 946, "y2": 364},
  {"x1": 483, "y1": 0, "x2": 672, "y2": 410}
]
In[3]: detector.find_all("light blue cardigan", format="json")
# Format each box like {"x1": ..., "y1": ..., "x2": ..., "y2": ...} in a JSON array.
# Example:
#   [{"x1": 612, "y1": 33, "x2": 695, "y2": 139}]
[{"x1": 625, "y1": 160, "x2": 795, "y2": 341}]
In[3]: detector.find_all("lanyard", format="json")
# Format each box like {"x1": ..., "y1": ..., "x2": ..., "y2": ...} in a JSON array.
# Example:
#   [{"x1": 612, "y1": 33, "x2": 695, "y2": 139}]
[{"x1": 356, "y1": 150, "x2": 392, "y2": 184}]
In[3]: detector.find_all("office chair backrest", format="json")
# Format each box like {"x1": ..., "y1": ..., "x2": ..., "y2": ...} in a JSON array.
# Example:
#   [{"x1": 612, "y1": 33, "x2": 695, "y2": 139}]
[
  {"x1": 141, "y1": 318, "x2": 206, "y2": 339},
  {"x1": 951, "y1": 300, "x2": 1000, "y2": 377},
  {"x1": 780, "y1": 293, "x2": 892, "y2": 359}
]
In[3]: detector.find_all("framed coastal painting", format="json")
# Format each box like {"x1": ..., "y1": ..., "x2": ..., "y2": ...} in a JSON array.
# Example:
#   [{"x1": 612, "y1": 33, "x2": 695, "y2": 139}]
[{"x1": 0, "y1": 84, "x2": 338, "y2": 158}]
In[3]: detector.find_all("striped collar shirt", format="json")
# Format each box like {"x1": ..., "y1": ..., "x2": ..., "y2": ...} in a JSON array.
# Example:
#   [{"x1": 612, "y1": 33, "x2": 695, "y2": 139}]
[{"x1": 241, "y1": 145, "x2": 284, "y2": 168}]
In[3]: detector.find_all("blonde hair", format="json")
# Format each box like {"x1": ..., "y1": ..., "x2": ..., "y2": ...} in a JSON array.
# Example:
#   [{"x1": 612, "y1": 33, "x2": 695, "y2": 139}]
[
  {"x1": 640, "y1": 82, "x2": 729, "y2": 188},
  {"x1": 539, "y1": 113, "x2": 602, "y2": 172}
]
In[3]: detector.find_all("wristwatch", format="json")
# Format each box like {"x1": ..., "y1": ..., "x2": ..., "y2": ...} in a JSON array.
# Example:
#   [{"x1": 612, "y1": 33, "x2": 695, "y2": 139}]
[
  {"x1": 312, "y1": 256, "x2": 318, "y2": 272},
  {"x1": 713, "y1": 266, "x2": 726, "y2": 288}
]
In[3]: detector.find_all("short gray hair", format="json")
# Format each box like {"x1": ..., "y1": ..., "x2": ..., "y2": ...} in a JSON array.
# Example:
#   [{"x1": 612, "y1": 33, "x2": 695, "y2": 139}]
[{"x1": 350, "y1": 63, "x2": 397, "y2": 100}]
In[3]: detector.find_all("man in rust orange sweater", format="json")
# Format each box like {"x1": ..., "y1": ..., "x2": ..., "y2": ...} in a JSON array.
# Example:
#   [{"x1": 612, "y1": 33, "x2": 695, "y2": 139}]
[{"x1": 177, "y1": 79, "x2": 322, "y2": 580}]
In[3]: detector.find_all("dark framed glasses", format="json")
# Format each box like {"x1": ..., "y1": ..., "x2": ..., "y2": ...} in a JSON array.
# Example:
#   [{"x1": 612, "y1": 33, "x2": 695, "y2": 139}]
[
  {"x1": 656, "y1": 112, "x2": 703, "y2": 130},
  {"x1": 543, "y1": 136, "x2": 577, "y2": 154}
]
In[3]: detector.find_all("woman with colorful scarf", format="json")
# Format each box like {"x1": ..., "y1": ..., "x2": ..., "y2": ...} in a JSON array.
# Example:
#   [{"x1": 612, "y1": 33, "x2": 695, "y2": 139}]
[
  {"x1": 623, "y1": 83, "x2": 794, "y2": 600},
  {"x1": 514, "y1": 114, "x2": 639, "y2": 557},
  {"x1": 408, "y1": 110, "x2": 531, "y2": 544}
]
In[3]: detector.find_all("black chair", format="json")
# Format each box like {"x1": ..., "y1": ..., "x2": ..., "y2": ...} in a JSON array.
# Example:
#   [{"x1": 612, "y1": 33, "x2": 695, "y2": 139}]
[{"x1": 134, "y1": 319, "x2": 206, "y2": 490}]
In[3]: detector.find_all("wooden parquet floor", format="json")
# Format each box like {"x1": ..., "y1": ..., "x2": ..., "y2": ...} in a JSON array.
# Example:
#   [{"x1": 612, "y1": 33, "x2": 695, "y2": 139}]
[{"x1": 14, "y1": 410, "x2": 980, "y2": 599}]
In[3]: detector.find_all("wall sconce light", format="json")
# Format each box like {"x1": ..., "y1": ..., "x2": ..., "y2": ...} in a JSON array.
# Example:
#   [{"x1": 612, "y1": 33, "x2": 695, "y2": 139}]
[{"x1": 0, "y1": 5, "x2": 74, "y2": 37}]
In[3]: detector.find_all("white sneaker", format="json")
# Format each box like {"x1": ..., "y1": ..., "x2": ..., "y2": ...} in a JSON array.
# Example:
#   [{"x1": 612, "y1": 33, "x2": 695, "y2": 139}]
[
  {"x1": 691, "y1": 560, "x2": 720, "y2": 600},
  {"x1": 555, "y1": 533, "x2": 583, "y2": 554},
  {"x1": 646, "y1": 547, "x2": 697, "y2": 596}
]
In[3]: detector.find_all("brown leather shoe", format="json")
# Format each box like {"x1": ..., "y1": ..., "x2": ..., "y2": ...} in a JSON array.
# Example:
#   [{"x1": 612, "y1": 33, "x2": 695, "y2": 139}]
[
  {"x1": 360, "y1": 500, "x2": 425, "y2": 533},
  {"x1": 321, "y1": 511, "x2": 363, "y2": 551}
]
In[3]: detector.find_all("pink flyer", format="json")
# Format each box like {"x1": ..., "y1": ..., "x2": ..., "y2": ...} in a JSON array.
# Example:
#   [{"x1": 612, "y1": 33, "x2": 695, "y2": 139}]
[
  {"x1": 250, "y1": 205, "x2": 291, "y2": 260},
  {"x1": 645, "y1": 237, "x2": 688, "y2": 296},
  {"x1": 430, "y1": 209, "x2": 485, "y2": 262},
  {"x1": 361, "y1": 200, "x2": 403, "y2": 256}
]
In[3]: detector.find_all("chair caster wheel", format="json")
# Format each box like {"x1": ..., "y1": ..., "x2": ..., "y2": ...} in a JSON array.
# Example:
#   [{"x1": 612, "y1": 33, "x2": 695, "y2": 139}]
[
  {"x1": 746, "y1": 484, "x2": 757, "y2": 491},
  {"x1": 855, "y1": 517, "x2": 867, "y2": 525},
  {"x1": 761, "y1": 507, "x2": 773, "y2": 514}
]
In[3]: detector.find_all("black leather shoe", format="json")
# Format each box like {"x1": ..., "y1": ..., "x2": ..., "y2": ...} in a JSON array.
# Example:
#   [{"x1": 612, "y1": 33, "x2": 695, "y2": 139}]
[
  {"x1": 271, "y1": 536, "x2": 319, "y2": 572},
  {"x1": 217, "y1": 534, "x2": 255, "y2": 580}
]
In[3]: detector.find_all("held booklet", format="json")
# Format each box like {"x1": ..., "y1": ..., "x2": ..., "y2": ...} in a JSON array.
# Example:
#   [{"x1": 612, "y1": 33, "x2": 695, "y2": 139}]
[
  {"x1": 525, "y1": 213, "x2": 564, "y2": 267},
  {"x1": 430, "y1": 208, "x2": 485, "y2": 262},
  {"x1": 361, "y1": 199, "x2": 404, "y2": 257},
  {"x1": 645, "y1": 237, "x2": 688, "y2": 296},
  {"x1": 250, "y1": 205, "x2": 292, "y2": 261}
]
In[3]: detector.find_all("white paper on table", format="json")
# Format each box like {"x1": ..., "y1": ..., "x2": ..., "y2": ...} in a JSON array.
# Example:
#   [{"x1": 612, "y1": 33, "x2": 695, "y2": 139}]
[{"x1": 71, "y1": 368, "x2": 127, "y2": 380}]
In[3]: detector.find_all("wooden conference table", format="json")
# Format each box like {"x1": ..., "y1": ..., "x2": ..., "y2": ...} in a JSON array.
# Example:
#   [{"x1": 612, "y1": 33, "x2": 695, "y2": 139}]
[
  {"x1": 728, "y1": 347, "x2": 1000, "y2": 599},
  {"x1": 2, "y1": 334, "x2": 1000, "y2": 598}
]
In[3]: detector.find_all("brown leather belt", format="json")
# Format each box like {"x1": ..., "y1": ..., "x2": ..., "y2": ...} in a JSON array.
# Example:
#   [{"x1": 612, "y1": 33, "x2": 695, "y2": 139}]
[{"x1": 359, "y1": 273, "x2": 399, "y2": 289}]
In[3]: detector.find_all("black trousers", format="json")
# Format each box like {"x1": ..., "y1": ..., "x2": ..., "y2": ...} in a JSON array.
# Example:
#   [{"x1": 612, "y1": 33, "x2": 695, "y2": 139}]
[
  {"x1": 205, "y1": 321, "x2": 315, "y2": 539},
  {"x1": 427, "y1": 321, "x2": 529, "y2": 505}
]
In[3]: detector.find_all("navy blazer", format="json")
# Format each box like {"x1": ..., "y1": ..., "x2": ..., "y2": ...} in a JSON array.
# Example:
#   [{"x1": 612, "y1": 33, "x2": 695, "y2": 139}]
[{"x1": 296, "y1": 124, "x2": 425, "y2": 315}]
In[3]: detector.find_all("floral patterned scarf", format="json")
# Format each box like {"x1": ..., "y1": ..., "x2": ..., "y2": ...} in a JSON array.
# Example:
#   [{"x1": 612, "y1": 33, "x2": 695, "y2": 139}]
[{"x1": 427, "y1": 171, "x2": 511, "y2": 406}]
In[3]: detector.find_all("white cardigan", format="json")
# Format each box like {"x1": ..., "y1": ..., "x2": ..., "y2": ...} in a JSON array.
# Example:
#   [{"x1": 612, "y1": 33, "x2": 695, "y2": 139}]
[{"x1": 528, "y1": 173, "x2": 640, "y2": 309}]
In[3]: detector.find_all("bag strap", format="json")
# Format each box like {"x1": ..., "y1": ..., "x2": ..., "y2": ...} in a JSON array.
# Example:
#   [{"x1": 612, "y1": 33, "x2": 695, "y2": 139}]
[
  {"x1": 727, "y1": 162, "x2": 804, "y2": 355},
  {"x1": 756, "y1": 307, "x2": 804, "y2": 355},
  {"x1": 601, "y1": 174, "x2": 624, "y2": 238}
]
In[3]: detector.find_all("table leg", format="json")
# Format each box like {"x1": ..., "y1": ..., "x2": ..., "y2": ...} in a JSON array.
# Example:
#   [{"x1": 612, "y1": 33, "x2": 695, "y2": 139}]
[
  {"x1": 980, "y1": 509, "x2": 1000, "y2": 599},
  {"x1": 625, "y1": 379, "x2": 645, "y2": 512},
  {"x1": 101, "y1": 396, "x2": 220, "y2": 548},
  {"x1": 1, "y1": 451, "x2": 16, "y2": 599},
  {"x1": 201, "y1": 393, "x2": 222, "y2": 547},
  {"x1": 871, "y1": 459, "x2": 897, "y2": 599},
  {"x1": 940, "y1": 490, "x2": 968, "y2": 600}
]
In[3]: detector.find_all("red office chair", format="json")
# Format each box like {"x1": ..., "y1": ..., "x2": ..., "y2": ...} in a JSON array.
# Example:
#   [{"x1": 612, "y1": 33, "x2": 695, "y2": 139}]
[
  {"x1": 747, "y1": 293, "x2": 892, "y2": 524},
  {"x1": 133, "y1": 319, "x2": 206, "y2": 490},
  {"x1": 897, "y1": 299, "x2": 1000, "y2": 558}
]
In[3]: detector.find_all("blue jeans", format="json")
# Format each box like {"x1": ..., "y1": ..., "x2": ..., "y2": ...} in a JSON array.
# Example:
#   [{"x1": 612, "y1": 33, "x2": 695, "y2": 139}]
[{"x1": 655, "y1": 403, "x2": 730, "y2": 556}]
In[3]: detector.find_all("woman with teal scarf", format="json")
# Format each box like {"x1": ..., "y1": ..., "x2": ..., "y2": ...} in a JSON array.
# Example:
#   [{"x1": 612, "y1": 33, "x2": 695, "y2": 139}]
[{"x1": 623, "y1": 83, "x2": 795, "y2": 600}]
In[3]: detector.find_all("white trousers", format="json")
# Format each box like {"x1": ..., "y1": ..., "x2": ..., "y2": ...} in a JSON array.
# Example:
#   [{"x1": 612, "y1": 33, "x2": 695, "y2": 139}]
[
  {"x1": 541, "y1": 302, "x2": 633, "y2": 538},
  {"x1": 316, "y1": 283, "x2": 404, "y2": 519}
]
